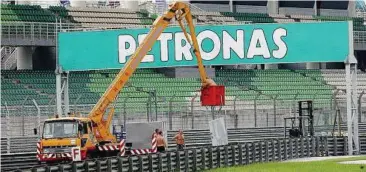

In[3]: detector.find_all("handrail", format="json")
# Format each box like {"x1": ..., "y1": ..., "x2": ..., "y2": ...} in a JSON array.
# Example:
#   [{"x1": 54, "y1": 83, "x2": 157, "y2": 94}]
[
  {"x1": 2, "y1": 22, "x2": 366, "y2": 45},
  {"x1": 3, "y1": 47, "x2": 17, "y2": 70}
]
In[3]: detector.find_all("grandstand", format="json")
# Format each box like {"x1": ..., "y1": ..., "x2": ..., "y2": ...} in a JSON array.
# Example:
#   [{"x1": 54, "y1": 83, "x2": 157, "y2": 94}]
[{"x1": 1, "y1": 0, "x2": 366, "y2": 132}]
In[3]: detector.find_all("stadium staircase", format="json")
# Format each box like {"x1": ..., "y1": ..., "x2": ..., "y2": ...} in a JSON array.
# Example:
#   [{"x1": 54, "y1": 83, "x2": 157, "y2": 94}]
[{"x1": 1, "y1": 47, "x2": 17, "y2": 70}]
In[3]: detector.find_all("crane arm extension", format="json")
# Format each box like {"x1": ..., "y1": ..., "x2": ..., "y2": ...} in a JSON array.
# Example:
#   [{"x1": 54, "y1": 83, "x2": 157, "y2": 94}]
[{"x1": 88, "y1": 2, "x2": 215, "y2": 142}]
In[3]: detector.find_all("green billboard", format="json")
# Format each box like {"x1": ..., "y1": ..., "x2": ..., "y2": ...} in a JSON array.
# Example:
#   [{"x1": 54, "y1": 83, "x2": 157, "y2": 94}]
[{"x1": 58, "y1": 21, "x2": 350, "y2": 71}]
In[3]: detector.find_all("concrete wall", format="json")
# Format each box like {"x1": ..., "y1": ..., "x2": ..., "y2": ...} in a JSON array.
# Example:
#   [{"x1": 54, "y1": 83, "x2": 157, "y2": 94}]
[{"x1": 16, "y1": 47, "x2": 33, "y2": 70}]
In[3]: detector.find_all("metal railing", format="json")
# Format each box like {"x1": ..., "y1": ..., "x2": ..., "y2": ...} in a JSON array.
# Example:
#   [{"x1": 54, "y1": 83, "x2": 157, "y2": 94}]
[
  {"x1": 3, "y1": 123, "x2": 366, "y2": 155},
  {"x1": 2, "y1": 22, "x2": 366, "y2": 45},
  {"x1": 354, "y1": 31, "x2": 366, "y2": 44},
  {"x1": 17, "y1": 136, "x2": 363, "y2": 172},
  {"x1": 1, "y1": 22, "x2": 82, "y2": 45}
]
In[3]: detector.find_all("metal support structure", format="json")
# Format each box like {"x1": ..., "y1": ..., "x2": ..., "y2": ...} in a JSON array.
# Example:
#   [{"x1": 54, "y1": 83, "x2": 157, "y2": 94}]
[
  {"x1": 5, "y1": 102, "x2": 10, "y2": 154},
  {"x1": 55, "y1": 68, "x2": 70, "y2": 117},
  {"x1": 55, "y1": 18, "x2": 71, "y2": 117},
  {"x1": 63, "y1": 72, "x2": 70, "y2": 115},
  {"x1": 358, "y1": 91, "x2": 365, "y2": 123},
  {"x1": 345, "y1": 20, "x2": 359, "y2": 155}
]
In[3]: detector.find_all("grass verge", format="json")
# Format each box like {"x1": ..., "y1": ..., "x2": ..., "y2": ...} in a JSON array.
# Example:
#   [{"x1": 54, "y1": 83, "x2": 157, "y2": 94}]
[{"x1": 205, "y1": 156, "x2": 366, "y2": 172}]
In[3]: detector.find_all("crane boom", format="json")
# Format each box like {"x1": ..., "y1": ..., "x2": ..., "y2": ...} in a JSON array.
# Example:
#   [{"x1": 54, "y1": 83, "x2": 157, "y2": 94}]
[{"x1": 88, "y1": 2, "x2": 216, "y2": 142}]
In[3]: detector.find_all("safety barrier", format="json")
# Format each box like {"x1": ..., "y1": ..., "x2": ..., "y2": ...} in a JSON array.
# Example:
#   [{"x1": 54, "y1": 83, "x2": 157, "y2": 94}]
[
  {"x1": 18, "y1": 136, "x2": 362, "y2": 172},
  {"x1": 4, "y1": 124, "x2": 366, "y2": 154}
]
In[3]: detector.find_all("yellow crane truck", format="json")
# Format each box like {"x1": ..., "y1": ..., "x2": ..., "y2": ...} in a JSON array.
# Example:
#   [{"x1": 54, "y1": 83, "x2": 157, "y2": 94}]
[{"x1": 36, "y1": 1, "x2": 224, "y2": 163}]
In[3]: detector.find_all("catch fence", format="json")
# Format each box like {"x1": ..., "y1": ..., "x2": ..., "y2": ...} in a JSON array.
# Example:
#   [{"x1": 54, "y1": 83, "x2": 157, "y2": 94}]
[{"x1": 1, "y1": 93, "x2": 366, "y2": 138}]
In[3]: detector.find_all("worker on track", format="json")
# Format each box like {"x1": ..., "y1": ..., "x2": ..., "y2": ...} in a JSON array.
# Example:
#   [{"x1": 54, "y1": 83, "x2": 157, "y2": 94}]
[
  {"x1": 156, "y1": 131, "x2": 167, "y2": 153},
  {"x1": 173, "y1": 129, "x2": 185, "y2": 151},
  {"x1": 152, "y1": 128, "x2": 159, "y2": 139}
]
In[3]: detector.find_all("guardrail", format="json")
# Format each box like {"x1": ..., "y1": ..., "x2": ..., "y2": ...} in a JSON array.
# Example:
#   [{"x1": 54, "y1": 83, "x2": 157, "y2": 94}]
[
  {"x1": 18, "y1": 136, "x2": 359, "y2": 172},
  {"x1": 3, "y1": 124, "x2": 366, "y2": 154},
  {"x1": 2, "y1": 22, "x2": 366, "y2": 46}
]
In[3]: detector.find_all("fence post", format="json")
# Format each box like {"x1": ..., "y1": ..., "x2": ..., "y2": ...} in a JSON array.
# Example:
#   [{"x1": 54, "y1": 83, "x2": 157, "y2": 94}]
[
  {"x1": 224, "y1": 146, "x2": 228, "y2": 166},
  {"x1": 254, "y1": 94, "x2": 260, "y2": 127},
  {"x1": 271, "y1": 139, "x2": 276, "y2": 161},
  {"x1": 96, "y1": 160, "x2": 101, "y2": 172},
  {"x1": 148, "y1": 154, "x2": 153, "y2": 172},
  {"x1": 238, "y1": 144, "x2": 243, "y2": 165},
  {"x1": 343, "y1": 136, "x2": 348, "y2": 155},
  {"x1": 265, "y1": 140, "x2": 269, "y2": 162},
  {"x1": 312, "y1": 137, "x2": 316, "y2": 157},
  {"x1": 72, "y1": 94, "x2": 82, "y2": 115},
  {"x1": 32, "y1": 99, "x2": 41, "y2": 139},
  {"x1": 191, "y1": 94, "x2": 198, "y2": 129},
  {"x1": 168, "y1": 95, "x2": 176, "y2": 130},
  {"x1": 273, "y1": 94, "x2": 279, "y2": 126},
  {"x1": 233, "y1": 96, "x2": 238, "y2": 128},
  {"x1": 334, "y1": 136, "x2": 337, "y2": 156},
  {"x1": 59, "y1": 164, "x2": 65, "y2": 172},
  {"x1": 293, "y1": 92, "x2": 299, "y2": 117},
  {"x1": 231, "y1": 145, "x2": 236, "y2": 166},
  {"x1": 208, "y1": 147, "x2": 213, "y2": 169},
  {"x1": 277, "y1": 139, "x2": 282, "y2": 161},
  {"x1": 167, "y1": 152, "x2": 172, "y2": 172},
  {"x1": 123, "y1": 95, "x2": 130, "y2": 130},
  {"x1": 5, "y1": 102, "x2": 10, "y2": 154},
  {"x1": 324, "y1": 137, "x2": 329, "y2": 156},
  {"x1": 176, "y1": 151, "x2": 181, "y2": 171},
  {"x1": 20, "y1": 96, "x2": 29, "y2": 136},
  {"x1": 259, "y1": 142, "x2": 263, "y2": 162},
  {"x1": 251, "y1": 142, "x2": 256, "y2": 163},
  {"x1": 283, "y1": 138, "x2": 288, "y2": 160},
  {"x1": 201, "y1": 148, "x2": 206, "y2": 170},
  {"x1": 245, "y1": 143, "x2": 250, "y2": 164},
  {"x1": 306, "y1": 136, "x2": 310, "y2": 157},
  {"x1": 128, "y1": 156, "x2": 134, "y2": 172},
  {"x1": 295, "y1": 138, "x2": 299, "y2": 158},
  {"x1": 138, "y1": 156, "x2": 143, "y2": 172},
  {"x1": 184, "y1": 150, "x2": 189, "y2": 171},
  {"x1": 299, "y1": 138, "x2": 304, "y2": 158},
  {"x1": 158, "y1": 153, "x2": 163, "y2": 172},
  {"x1": 315, "y1": 136, "x2": 320, "y2": 157},
  {"x1": 358, "y1": 91, "x2": 365, "y2": 123},
  {"x1": 72, "y1": 162, "x2": 78, "y2": 172},
  {"x1": 217, "y1": 147, "x2": 221, "y2": 167},
  {"x1": 192, "y1": 149, "x2": 197, "y2": 171}
]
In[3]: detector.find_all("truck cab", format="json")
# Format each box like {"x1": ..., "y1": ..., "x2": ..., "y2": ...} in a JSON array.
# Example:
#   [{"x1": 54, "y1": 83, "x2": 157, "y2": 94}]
[{"x1": 38, "y1": 117, "x2": 97, "y2": 162}]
